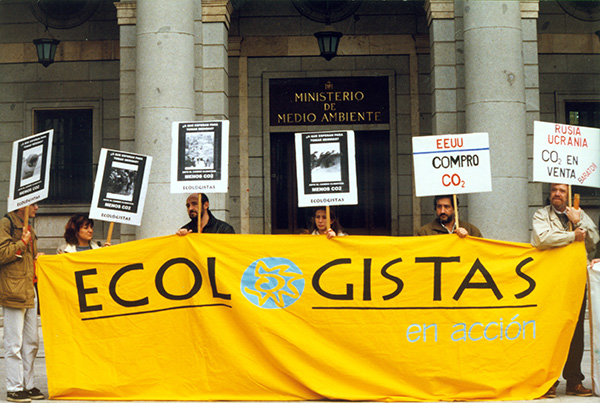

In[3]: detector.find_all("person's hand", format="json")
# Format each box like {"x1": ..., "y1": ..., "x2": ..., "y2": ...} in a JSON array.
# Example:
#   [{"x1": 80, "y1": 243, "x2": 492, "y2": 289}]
[
  {"x1": 455, "y1": 227, "x2": 468, "y2": 238},
  {"x1": 104, "y1": 242, "x2": 111, "y2": 247},
  {"x1": 35, "y1": 252, "x2": 45, "y2": 260},
  {"x1": 574, "y1": 227, "x2": 586, "y2": 242},
  {"x1": 176, "y1": 228, "x2": 191, "y2": 236},
  {"x1": 21, "y1": 228, "x2": 31, "y2": 245},
  {"x1": 590, "y1": 258, "x2": 600, "y2": 267},
  {"x1": 566, "y1": 207, "x2": 581, "y2": 226},
  {"x1": 326, "y1": 228, "x2": 336, "y2": 239}
]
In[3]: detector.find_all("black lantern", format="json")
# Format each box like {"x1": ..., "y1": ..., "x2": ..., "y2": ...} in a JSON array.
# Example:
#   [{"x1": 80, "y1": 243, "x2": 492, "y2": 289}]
[
  {"x1": 314, "y1": 27, "x2": 343, "y2": 61},
  {"x1": 32, "y1": 38, "x2": 60, "y2": 67}
]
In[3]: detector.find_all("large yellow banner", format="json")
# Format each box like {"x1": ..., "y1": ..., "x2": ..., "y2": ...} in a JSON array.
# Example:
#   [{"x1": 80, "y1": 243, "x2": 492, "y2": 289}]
[{"x1": 37, "y1": 234, "x2": 586, "y2": 401}]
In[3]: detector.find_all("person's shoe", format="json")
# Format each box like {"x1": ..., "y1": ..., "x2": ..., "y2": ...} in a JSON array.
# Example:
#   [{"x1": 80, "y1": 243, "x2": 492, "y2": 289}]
[
  {"x1": 566, "y1": 383, "x2": 592, "y2": 397},
  {"x1": 7, "y1": 391, "x2": 32, "y2": 402},
  {"x1": 540, "y1": 384, "x2": 557, "y2": 399},
  {"x1": 26, "y1": 388, "x2": 45, "y2": 400}
]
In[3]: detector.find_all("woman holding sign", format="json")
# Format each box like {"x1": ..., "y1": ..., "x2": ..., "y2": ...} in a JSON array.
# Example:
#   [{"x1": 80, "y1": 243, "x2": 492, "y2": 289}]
[
  {"x1": 310, "y1": 207, "x2": 347, "y2": 239},
  {"x1": 57, "y1": 214, "x2": 109, "y2": 253}
]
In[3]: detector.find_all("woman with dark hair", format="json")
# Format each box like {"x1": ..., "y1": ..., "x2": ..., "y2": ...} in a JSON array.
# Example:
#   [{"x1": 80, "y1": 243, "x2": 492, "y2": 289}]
[
  {"x1": 56, "y1": 213, "x2": 109, "y2": 253},
  {"x1": 309, "y1": 207, "x2": 347, "y2": 239}
]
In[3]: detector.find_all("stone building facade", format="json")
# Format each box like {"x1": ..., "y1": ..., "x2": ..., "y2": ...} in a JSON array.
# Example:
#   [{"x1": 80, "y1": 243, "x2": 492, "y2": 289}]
[{"x1": 0, "y1": 0, "x2": 598, "y2": 253}]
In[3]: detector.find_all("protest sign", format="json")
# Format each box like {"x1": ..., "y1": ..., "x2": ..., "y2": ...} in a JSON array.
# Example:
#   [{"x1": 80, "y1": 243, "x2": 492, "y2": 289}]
[
  {"x1": 170, "y1": 120, "x2": 229, "y2": 193},
  {"x1": 533, "y1": 121, "x2": 600, "y2": 188},
  {"x1": 295, "y1": 130, "x2": 357, "y2": 207},
  {"x1": 7, "y1": 130, "x2": 53, "y2": 211},
  {"x1": 38, "y1": 234, "x2": 585, "y2": 401},
  {"x1": 412, "y1": 133, "x2": 492, "y2": 197},
  {"x1": 89, "y1": 149, "x2": 152, "y2": 226}
]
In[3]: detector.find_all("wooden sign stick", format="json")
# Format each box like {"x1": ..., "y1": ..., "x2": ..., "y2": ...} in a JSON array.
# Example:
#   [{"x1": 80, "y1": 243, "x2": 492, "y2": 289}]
[
  {"x1": 453, "y1": 194, "x2": 459, "y2": 230},
  {"x1": 198, "y1": 193, "x2": 204, "y2": 233},
  {"x1": 106, "y1": 222, "x2": 115, "y2": 245},
  {"x1": 23, "y1": 205, "x2": 30, "y2": 232},
  {"x1": 326, "y1": 205, "x2": 331, "y2": 232},
  {"x1": 568, "y1": 185, "x2": 573, "y2": 231}
]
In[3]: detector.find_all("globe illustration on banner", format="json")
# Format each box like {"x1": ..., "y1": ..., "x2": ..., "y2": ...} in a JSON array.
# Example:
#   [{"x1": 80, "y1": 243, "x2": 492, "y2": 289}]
[{"x1": 241, "y1": 257, "x2": 305, "y2": 309}]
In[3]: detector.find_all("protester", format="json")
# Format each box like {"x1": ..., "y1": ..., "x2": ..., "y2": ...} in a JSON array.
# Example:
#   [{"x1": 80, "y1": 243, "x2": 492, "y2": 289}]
[
  {"x1": 176, "y1": 193, "x2": 235, "y2": 235},
  {"x1": 415, "y1": 195, "x2": 482, "y2": 238},
  {"x1": 0, "y1": 204, "x2": 45, "y2": 402},
  {"x1": 57, "y1": 213, "x2": 110, "y2": 253},
  {"x1": 531, "y1": 183, "x2": 599, "y2": 398},
  {"x1": 309, "y1": 207, "x2": 346, "y2": 239}
]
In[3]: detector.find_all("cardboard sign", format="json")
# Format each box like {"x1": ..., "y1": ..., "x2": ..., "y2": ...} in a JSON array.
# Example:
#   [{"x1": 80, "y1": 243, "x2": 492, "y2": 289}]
[
  {"x1": 7, "y1": 130, "x2": 53, "y2": 211},
  {"x1": 89, "y1": 149, "x2": 152, "y2": 226},
  {"x1": 294, "y1": 130, "x2": 358, "y2": 207},
  {"x1": 412, "y1": 133, "x2": 492, "y2": 197},
  {"x1": 533, "y1": 121, "x2": 600, "y2": 188},
  {"x1": 170, "y1": 120, "x2": 229, "y2": 193}
]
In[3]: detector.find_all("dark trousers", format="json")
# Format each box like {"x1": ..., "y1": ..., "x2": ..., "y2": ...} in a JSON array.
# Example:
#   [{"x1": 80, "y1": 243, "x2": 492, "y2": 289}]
[{"x1": 563, "y1": 290, "x2": 586, "y2": 384}]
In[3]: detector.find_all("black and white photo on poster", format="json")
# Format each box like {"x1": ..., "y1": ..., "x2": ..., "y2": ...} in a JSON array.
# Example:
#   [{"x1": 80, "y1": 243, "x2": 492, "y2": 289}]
[
  {"x1": 90, "y1": 149, "x2": 152, "y2": 227},
  {"x1": 8, "y1": 130, "x2": 53, "y2": 211},
  {"x1": 302, "y1": 131, "x2": 349, "y2": 194},
  {"x1": 178, "y1": 122, "x2": 222, "y2": 180},
  {"x1": 295, "y1": 130, "x2": 358, "y2": 208},
  {"x1": 98, "y1": 151, "x2": 146, "y2": 213},
  {"x1": 171, "y1": 120, "x2": 230, "y2": 193}
]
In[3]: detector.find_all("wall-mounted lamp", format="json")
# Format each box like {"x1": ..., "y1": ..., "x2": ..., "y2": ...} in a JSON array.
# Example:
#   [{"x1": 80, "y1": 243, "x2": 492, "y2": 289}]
[
  {"x1": 32, "y1": 38, "x2": 60, "y2": 67},
  {"x1": 314, "y1": 26, "x2": 343, "y2": 61}
]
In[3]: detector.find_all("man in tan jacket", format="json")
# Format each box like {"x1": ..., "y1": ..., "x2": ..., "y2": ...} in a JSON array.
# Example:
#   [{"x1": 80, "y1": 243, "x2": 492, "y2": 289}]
[
  {"x1": 0, "y1": 204, "x2": 45, "y2": 402},
  {"x1": 531, "y1": 183, "x2": 599, "y2": 398}
]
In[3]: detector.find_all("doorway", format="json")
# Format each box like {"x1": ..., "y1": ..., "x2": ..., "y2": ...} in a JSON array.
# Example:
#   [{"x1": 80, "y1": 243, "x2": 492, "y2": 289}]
[{"x1": 270, "y1": 130, "x2": 391, "y2": 235}]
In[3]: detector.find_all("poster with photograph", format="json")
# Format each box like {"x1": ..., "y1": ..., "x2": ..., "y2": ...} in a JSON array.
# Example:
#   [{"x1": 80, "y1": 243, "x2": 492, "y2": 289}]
[
  {"x1": 170, "y1": 120, "x2": 229, "y2": 193},
  {"x1": 533, "y1": 121, "x2": 599, "y2": 188},
  {"x1": 294, "y1": 130, "x2": 358, "y2": 207},
  {"x1": 89, "y1": 149, "x2": 152, "y2": 226},
  {"x1": 7, "y1": 130, "x2": 53, "y2": 212}
]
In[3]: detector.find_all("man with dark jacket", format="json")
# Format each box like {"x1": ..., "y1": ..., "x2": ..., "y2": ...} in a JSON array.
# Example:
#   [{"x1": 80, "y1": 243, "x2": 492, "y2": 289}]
[
  {"x1": 0, "y1": 204, "x2": 45, "y2": 402},
  {"x1": 176, "y1": 193, "x2": 235, "y2": 235},
  {"x1": 415, "y1": 195, "x2": 482, "y2": 238}
]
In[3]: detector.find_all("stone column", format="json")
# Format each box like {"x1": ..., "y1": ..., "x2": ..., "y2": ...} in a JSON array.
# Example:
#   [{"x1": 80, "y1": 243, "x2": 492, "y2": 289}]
[
  {"x1": 115, "y1": 1, "x2": 137, "y2": 243},
  {"x1": 135, "y1": 0, "x2": 197, "y2": 239},
  {"x1": 199, "y1": 0, "x2": 233, "y2": 227},
  {"x1": 463, "y1": 0, "x2": 529, "y2": 242}
]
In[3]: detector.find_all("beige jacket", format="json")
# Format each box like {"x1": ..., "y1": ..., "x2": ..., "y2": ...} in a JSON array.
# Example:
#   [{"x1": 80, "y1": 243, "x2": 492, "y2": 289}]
[
  {"x1": 531, "y1": 205, "x2": 599, "y2": 261},
  {"x1": 0, "y1": 212, "x2": 38, "y2": 308}
]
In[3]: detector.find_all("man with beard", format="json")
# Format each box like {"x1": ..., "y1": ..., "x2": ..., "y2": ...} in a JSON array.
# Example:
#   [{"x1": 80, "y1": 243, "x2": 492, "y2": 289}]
[
  {"x1": 415, "y1": 195, "x2": 482, "y2": 238},
  {"x1": 176, "y1": 193, "x2": 235, "y2": 235},
  {"x1": 531, "y1": 183, "x2": 598, "y2": 398}
]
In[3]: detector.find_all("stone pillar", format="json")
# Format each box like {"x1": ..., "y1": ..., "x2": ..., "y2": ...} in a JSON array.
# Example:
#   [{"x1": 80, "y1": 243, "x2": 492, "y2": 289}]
[
  {"x1": 135, "y1": 0, "x2": 197, "y2": 239},
  {"x1": 426, "y1": 0, "x2": 458, "y2": 135},
  {"x1": 463, "y1": 0, "x2": 529, "y2": 242},
  {"x1": 200, "y1": 0, "x2": 233, "y2": 226},
  {"x1": 115, "y1": 1, "x2": 137, "y2": 243}
]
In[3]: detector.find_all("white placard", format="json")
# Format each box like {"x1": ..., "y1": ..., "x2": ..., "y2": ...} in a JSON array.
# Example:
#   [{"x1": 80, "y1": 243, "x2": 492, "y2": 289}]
[
  {"x1": 294, "y1": 130, "x2": 358, "y2": 207},
  {"x1": 170, "y1": 120, "x2": 229, "y2": 193},
  {"x1": 89, "y1": 149, "x2": 152, "y2": 226},
  {"x1": 7, "y1": 130, "x2": 54, "y2": 212},
  {"x1": 533, "y1": 121, "x2": 600, "y2": 188},
  {"x1": 412, "y1": 133, "x2": 492, "y2": 197}
]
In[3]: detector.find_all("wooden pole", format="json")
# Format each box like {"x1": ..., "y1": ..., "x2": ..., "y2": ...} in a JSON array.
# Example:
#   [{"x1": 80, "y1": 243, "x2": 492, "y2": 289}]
[
  {"x1": 453, "y1": 194, "x2": 459, "y2": 230},
  {"x1": 568, "y1": 185, "x2": 573, "y2": 231},
  {"x1": 23, "y1": 205, "x2": 30, "y2": 231},
  {"x1": 326, "y1": 206, "x2": 331, "y2": 233},
  {"x1": 198, "y1": 193, "x2": 204, "y2": 233},
  {"x1": 106, "y1": 222, "x2": 115, "y2": 245}
]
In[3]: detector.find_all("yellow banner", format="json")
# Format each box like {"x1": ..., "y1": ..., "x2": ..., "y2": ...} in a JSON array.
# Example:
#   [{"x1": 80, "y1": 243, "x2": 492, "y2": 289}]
[{"x1": 37, "y1": 234, "x2": 586, "y2": 401}]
